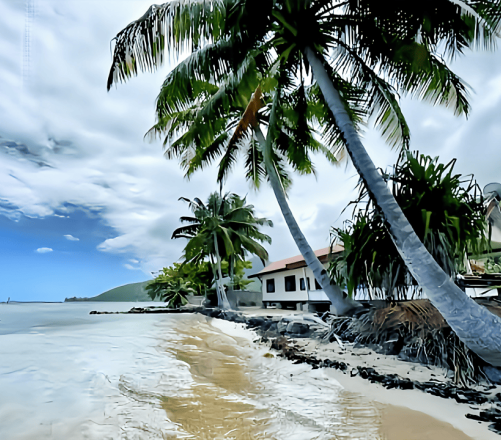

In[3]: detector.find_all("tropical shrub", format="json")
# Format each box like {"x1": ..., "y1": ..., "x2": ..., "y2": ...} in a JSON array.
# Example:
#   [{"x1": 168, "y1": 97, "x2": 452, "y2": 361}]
[
  {"x1": 485, "y1": 257, "x2": 501, "y2": 274},
  {"x1": 330, "y1": 150, "x2": 489, "y2": 299},
  {"x1": 146, "y1": 263, "x2": 207, "y2": 307}
]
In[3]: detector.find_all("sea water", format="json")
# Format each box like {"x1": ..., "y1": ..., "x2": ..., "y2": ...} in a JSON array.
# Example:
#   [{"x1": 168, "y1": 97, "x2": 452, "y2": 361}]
[{"x1": 0, "y1": 303, "x2": 472, "y2": 439}]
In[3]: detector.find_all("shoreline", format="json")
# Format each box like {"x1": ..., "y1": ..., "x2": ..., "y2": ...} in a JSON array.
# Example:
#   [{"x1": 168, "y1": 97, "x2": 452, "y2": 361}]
[
  {"x1": 231, "y1": 307, "x2": 501, "y2": 440},
  {"x1": 90, "y1": 304, "x2": 501, "y2": 438}
]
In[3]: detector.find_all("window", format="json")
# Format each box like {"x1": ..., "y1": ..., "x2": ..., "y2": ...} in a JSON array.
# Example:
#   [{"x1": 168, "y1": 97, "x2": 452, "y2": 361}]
[
  {"x1": 300, "y1": 277, "x2": 311, "y2": 291},
  {"x1": 314, "y1": 279, "x2": 321, "y2": 290},
  {"x1": 285, "y1": 275, "x2": 296, "y2": 292},
  {"x1": 266, "y1": 279, "x2": 275, "y2": 293}
]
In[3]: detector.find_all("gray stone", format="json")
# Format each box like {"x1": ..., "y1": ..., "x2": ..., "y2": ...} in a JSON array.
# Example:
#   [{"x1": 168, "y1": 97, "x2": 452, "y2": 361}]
[
  {"x1": 277, "y1": 319, "x2": 289, "y2": 334},
  {"x1": 286, "y1": 321, "x2": 310, "y2": 335},
  {"x1": 222, "y1": 311, "x2": 246, "y2": 323}
]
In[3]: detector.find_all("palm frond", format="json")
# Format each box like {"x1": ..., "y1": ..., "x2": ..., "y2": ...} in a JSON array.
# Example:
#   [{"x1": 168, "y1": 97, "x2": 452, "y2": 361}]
[
  {"x1": 244, "y1": 137, "x2": 266, "y2": 188},
  {"x1": 107, "y1": 0, "x2": 230, "y2": 90}
]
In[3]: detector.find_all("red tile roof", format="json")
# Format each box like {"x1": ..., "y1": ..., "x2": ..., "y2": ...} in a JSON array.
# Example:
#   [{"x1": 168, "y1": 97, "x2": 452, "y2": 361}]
[{"x1": 249, "y1": 245, "x2": 344, "y2": 278}]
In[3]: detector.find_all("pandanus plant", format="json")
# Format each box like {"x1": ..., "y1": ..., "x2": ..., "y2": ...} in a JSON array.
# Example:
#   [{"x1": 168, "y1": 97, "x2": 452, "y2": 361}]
[{"x1": 330, "y1": 150, "x2": 490, "y2": 300}]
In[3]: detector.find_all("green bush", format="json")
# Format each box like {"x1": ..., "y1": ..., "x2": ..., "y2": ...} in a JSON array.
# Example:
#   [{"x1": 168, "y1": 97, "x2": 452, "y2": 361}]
[{"x1": 330, "y1": 150, "x2": 489, "y2": 300}]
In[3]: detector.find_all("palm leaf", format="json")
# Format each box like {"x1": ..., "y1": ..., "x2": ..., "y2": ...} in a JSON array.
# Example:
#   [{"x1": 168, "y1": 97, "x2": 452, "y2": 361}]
[{"x1": 107, "y1": 0, "x2": 229, "y2": 90}]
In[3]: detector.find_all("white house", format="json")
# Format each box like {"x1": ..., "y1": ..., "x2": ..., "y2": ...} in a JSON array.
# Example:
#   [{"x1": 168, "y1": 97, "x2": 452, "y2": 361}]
[
  {"x1": 249, "y1": 244, "x2": 501, "y2": 311},
  {"x1": 248, "y1": 246, "x2": 343, "y2": 311}
]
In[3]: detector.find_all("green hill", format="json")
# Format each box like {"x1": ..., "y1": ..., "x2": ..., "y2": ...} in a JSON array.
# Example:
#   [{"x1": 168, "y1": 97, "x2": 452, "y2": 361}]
[{"x1": 65, "y1": 281, "x2": 153, "y2": 302}]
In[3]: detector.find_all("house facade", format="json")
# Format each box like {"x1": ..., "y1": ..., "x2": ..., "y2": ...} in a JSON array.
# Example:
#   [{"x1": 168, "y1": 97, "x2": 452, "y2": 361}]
[{"x1": 249, "y1": 246, "x2": 343, "y2": 311}]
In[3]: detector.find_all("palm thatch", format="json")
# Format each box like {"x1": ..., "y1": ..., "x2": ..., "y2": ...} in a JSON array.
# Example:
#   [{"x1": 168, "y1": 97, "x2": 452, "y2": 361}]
[{"x1": 325, "y1": 299, "x2": 501, "y2": 386}]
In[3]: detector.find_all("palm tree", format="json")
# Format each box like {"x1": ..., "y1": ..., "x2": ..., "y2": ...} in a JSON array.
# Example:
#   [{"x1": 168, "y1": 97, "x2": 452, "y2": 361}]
[
  {"x1": 172, "y1": 192, "x2": 272, "y2": 309},
  {"x1": 107, "y1": 1, "x2": 501, "y2": 365},
  {"x1": 146, "y1": 65, "x2": 363, "y2": 314}
]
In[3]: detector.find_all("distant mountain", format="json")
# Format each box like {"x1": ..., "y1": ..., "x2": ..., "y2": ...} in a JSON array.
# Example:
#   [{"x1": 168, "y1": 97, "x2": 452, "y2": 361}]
[{"x1": 65, "y1": 281, "x2": 152, "y2": 302}]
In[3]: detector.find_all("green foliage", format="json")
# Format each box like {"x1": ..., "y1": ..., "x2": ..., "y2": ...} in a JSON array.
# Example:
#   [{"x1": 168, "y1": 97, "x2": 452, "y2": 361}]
[
  {"x1": 146, "y1": 262, "x2": 210, "y2": 307},
  {"x1": 330, "y1": 150, "x2": 489, "y2": 299},
  {"x1": 172, "y1": 191, "x2": 271, "y2": 308},
  {"x1": 172, "y1": 192, "x2": 272, "y2": 266},
  {"x1": 222, "y1": 259, "x2": 254, "y2": 290},
  {"x1": 108, "y1": 0, "x2": 501, "y2": 152},
  {"x1": 485, "y1": 256, "x2": 501, "y2": 274},
  {"x1": 146, "y1": 276, "x2": 193, "y2": 308}
]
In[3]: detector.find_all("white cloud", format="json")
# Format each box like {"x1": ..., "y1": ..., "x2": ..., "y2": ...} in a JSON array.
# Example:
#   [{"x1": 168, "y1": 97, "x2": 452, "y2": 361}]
[
  {"x1": 64, "y1": 234, "x2": 79, "y2": 241},
  {"x1": 1, "y1": 0, "x2": 501, "y2": 276},
  {"x1": 123, "y1": 263, "x2": 141, "y2": 271},
  {"x1": 36, "y1": 247, "x2": 53, "y2": 254}
]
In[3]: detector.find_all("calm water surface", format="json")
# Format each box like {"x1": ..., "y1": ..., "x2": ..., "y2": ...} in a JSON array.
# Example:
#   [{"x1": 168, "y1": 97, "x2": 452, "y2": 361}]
[{"x1": 0, "y1": 303, "x2": 472, "y2": 439}]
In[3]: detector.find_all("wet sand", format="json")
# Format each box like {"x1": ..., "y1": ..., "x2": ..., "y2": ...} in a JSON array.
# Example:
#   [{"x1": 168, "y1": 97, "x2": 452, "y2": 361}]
[
  {"x1": 378, "y1": 405, "x2": 473, "y2": 440},
  {"x1": 160, "y1": 313, "x2": 480, "y2": 440},
  {"x1": 235, "y1": 306, "x2": 499, "y2": 440}
]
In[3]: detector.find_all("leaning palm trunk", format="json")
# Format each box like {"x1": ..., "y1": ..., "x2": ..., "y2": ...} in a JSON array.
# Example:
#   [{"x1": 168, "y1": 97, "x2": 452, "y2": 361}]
[
  {"x1": 254, "y1": 127, "x2": 359, "y2": 316},
  {"x1": 213, "y1": 232, "x2": 231, "y2": 310},
  {"x1": 305, "y1": 46, "x2": 501, "y2": 366}
]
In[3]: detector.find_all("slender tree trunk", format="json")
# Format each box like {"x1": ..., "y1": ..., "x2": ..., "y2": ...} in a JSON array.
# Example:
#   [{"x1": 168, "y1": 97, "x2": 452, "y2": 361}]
[
  {"x1": 228, "y1": 256, "x2": 235, "y2": 301},
  {"x1": 254, "y1": 126, "x2": 360, "y2": 316},
  {"x1": 209, "y1": 254, "x2": 223, "y2": 307},
  {"x1": 213, "y1": 231, "x2": 231, "y2": 309},
  {"x1": 305, "y1": 46, "x2": 501, "y2": 366}
]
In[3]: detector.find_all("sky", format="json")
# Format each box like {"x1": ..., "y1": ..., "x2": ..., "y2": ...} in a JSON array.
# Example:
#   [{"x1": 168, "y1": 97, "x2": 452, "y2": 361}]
[{"x1": 1, "y1": 0, "x2": 501, "y2": 302}]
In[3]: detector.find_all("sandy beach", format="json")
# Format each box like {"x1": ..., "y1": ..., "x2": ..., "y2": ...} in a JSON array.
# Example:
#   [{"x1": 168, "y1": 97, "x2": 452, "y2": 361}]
[{"x1": 235, "y1": 306, "x2": 501, "y2": 440}]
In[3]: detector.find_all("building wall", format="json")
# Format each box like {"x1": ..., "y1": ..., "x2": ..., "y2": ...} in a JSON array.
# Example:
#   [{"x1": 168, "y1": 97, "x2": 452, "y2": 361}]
[{"x1": 261, "y1": 265, "x2": 330, "y2": 303}]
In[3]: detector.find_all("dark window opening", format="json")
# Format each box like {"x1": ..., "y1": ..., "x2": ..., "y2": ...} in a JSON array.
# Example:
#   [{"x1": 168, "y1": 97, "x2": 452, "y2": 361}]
[
  {"x1": 315, "y1": 279, "x2": 322, "y2": 290},
  {"x1": 285, "y1": 275, "x2": 296, "y2": 292},
  {"x1": 300, "y1": 277, "x2": 311, "y2": 291},
  {"x1": 266, "y1": 279, "x2": 275, "y2": 293}
]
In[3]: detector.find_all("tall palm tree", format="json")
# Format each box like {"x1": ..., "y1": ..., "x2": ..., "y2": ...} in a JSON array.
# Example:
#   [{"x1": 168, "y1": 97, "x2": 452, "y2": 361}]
[
  {"x1": 172, "y1": 192, "x2": 272, "y2": 309},
  {"x1": 107, "y1": 0, "x2": 501, "y2": 365},
  {"x1": 147, "y1": 63, "x2": 363, "y2": 314}
]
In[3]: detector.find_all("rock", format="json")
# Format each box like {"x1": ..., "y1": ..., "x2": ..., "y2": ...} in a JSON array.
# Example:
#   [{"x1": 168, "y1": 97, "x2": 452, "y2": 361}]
[
  {"x1": 208, "y1": 309, "x2": 222, "y2": 318},
  {"x1": 222, "y1": 311, "x2": 246, "y2": 323},
  {"x1": 270, "y1": 337, "x2": 289, "y2": 351},
  {"x1": 484, "y1": 366, "x2": 501, "y2": 385},
  {"x1": 268, "y1": 322, "x2": 278, "y2": 332},
  {"x1": 466, "y1": 407, "x2": 501, "y2": 434},
  {"x1": 286, "y1": 321, "x2": 310, "y2": 335},
  {"x1": 247, "y1": 317, "x2": 266, "y2": 328},
  {"x1": 277, "y1": 319, "x2": 289, "y2": 334}
]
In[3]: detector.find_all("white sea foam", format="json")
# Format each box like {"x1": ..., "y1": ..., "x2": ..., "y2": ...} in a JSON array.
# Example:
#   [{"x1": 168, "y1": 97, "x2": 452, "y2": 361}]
[
  {"x1": 0, "y1": 303, "x2": 185, "y2": 439},
  {"x1": 0, "y1": 303, "x2": 478, "y2": 440}
]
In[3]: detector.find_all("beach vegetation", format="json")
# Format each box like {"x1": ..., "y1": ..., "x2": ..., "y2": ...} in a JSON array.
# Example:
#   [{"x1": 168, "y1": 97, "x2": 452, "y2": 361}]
[
  {"x1": 330, "y1": 150, "x2": 489, "y2": 300},
  {"x1": 485, "y1": 257, "x2": 501, "y2": 274},
  {"x1": 146, "y1": 70, "x2": 361, "y2": 314},
  {"x1": 107, "y1": 0, "x2": 501, "y2": 366},
  {"x1": 146, "y1": 267, "x2": 197, "y2": 307},
  {"x1": 172, "y1": 192, "x2": 272, "y2": 308}
]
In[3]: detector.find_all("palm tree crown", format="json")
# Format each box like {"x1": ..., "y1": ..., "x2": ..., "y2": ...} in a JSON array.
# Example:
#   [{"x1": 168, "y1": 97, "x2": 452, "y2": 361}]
[{"x1": 172, "y1": 192, "x2": 272, "y2": 265}]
